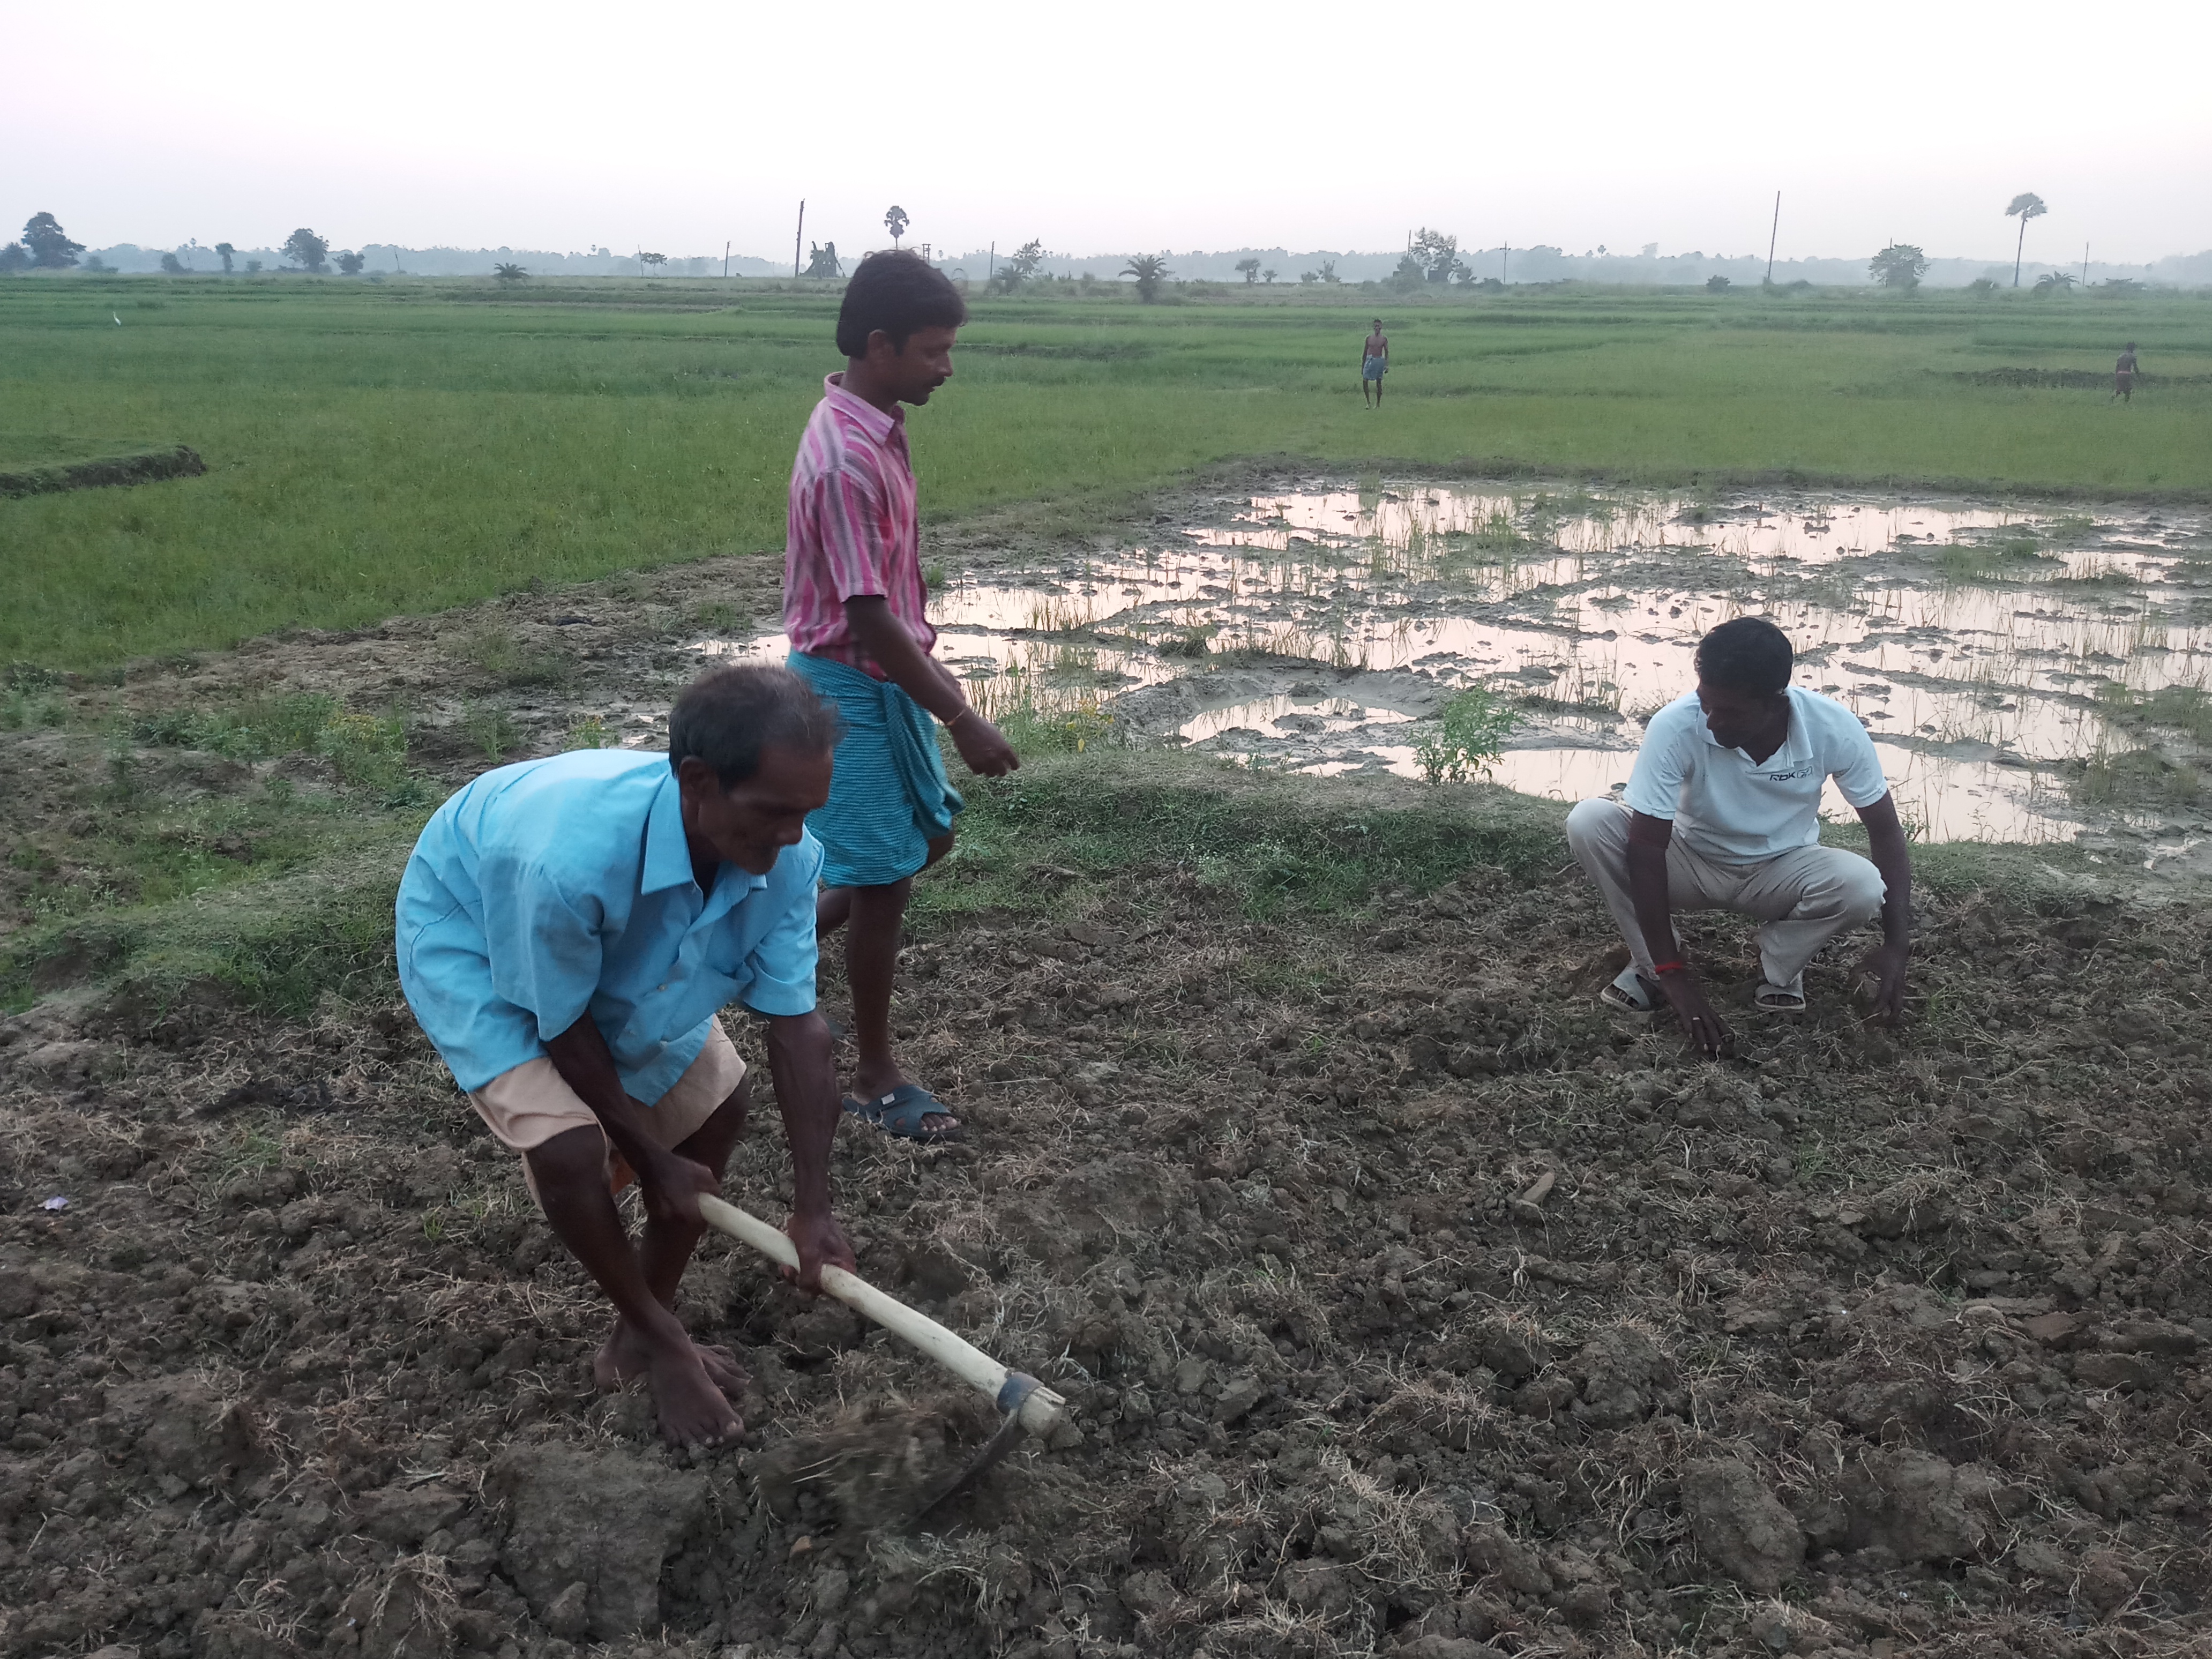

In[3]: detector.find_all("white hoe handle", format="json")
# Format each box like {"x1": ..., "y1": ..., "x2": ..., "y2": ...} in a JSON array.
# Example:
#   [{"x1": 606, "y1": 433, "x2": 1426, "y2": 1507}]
[{"x1": 698, "y1": 1194, "x2": 1065, "y2": 1434}]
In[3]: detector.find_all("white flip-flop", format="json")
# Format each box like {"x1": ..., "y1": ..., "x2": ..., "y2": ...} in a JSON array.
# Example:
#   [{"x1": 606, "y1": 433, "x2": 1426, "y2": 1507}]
[
  {"x1": 1754, "y1": 974, "x2": 1807, "y2": 1012},
  {"x1": 1599, "y1": 964, "x2": 1661, "y2": 1014}
]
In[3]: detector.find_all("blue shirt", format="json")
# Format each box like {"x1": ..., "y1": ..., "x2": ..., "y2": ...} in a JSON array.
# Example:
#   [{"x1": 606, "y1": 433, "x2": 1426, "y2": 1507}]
[{"x1": 394, "y1": 749, "x2": 820, "y2": 1101}]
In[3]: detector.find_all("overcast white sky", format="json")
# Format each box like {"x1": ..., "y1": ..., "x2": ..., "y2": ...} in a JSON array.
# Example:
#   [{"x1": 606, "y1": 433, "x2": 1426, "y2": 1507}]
[{"x1": 8, "y1": 0, "x2": 2208, "y2": 264}]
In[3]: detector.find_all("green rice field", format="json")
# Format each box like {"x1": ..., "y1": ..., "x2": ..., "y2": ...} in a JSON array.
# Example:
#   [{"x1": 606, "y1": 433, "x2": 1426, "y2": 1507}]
[{"x1": 3, "y1": 273, "x2": 2207, "y2": 669}]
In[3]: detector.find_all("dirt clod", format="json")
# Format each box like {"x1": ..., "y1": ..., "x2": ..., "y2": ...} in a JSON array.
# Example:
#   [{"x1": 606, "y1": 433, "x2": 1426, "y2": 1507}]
[
  {"x1": 487, "y1": 1444, "x2": 707, "y2": 1639},
  {"x1": 1683, "y1": 1457, "x2": 1805, "y2": 1591}
]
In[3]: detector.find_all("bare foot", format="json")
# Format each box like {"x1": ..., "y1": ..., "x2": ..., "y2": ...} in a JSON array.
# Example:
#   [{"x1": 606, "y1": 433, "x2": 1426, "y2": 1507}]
[
  {"x1": 595, "y1": 1318, "x2": 749, "y2": 1396},
  {"x1": 642, "y1": 1339, "x2": 742, "y2": 1449}
]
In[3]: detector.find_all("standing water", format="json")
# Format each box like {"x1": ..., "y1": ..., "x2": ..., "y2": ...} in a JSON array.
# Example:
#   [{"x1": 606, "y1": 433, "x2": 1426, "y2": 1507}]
[{"x1": 704, "y1": 481, "x2": 2212, "y2": 865}]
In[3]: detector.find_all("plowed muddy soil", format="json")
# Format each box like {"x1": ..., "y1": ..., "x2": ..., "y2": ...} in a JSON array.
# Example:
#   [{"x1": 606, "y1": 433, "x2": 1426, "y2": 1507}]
[{"x1": 3, "y1": 474, "x2": 2210, "y2": 1659}]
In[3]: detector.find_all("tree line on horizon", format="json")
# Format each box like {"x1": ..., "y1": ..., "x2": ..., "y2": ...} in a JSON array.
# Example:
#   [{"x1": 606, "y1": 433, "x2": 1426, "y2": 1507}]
[{"x1": 0, "y1": 199, "x2": 2177, "y2": 295}]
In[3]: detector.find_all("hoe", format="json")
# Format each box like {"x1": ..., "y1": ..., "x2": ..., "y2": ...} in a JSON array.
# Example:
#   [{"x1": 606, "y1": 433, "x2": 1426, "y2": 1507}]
[{"x1": 698, "y1": 1194, "x2": 1066, "y2": 1522}]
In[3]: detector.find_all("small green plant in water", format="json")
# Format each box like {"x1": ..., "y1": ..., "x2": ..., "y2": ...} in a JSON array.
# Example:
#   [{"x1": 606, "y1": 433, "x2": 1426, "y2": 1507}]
[
  {"x1": 564, "y1": 714, "x2": 615, "y2": 750},
  {"x1": 1415, "y1": 686, "x2": 1521, "y2": 784},
  {"x1": 1159, "y1": 623, "x2": 1217, "y2": 659}
]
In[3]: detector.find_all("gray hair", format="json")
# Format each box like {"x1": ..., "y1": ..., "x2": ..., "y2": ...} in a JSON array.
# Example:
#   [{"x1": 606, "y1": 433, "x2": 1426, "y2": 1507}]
[{"x1": 668, "y1": 662, "x2": 842, "y2": 786}]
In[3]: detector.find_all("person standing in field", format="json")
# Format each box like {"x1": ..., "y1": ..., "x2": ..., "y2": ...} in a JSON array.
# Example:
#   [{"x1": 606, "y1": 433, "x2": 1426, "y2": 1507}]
[
  {"x1": 2113, "y1": 341, "x2": 2139, "y2": 402},
  {"x1": 393, "y1": 663, "x2": 856, "y2": 1449},
  {"x1": 784, "y1": 251, "x2": 1019, "y2": 1143},
  {"x1": 1361, "y1": 318, "x2": 1389, "y2": 407},
  {"x1": 1565, "y1": 617, "x2": 1914, "y2": 1057}
]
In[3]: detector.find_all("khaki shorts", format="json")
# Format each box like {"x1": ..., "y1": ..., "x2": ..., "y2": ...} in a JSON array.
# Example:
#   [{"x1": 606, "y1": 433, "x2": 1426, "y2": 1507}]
[{"x1": 468, "y1": 1021, "x2": 746, "y2": 1199}]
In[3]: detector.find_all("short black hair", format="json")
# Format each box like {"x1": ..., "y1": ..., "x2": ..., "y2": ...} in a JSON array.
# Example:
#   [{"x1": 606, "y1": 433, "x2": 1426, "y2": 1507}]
[
  {"x1": 835, "y1": 251, "x2": 968, "y2": 357},
  {"x1": 1694, "y1": 616, "x2": 1793, "y2": 696},
  {"x1": 668, "y1": 662, "x2": 842, "y2": 786}
]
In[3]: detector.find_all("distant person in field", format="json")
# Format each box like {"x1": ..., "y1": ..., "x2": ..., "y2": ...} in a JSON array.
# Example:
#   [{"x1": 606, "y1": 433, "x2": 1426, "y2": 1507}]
[
  {"x1": 783, "y1": 251, "x2": 1019, "y2": 1143},
  {"x1": 1565, "y1": 617, "x2": 1914, "y2": 1057},
  {"x1": 2114, "y1": 341, "x2": 2139, "y2": 402},
  {"x1": 394, "y1": 663, "x2": 856, "y2": 1449},
  {"x1": 1362, "y1": 318, "x2": 1389, "y2": 407}
]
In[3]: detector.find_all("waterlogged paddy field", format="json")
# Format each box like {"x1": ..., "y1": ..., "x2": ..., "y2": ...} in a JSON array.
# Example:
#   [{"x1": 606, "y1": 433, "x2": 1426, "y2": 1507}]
[
  {"x1": 4, "y1": 276, "x2": 2210, "y2": 668},
  {"x1": 705, "y1": 476, "x2": 2212, "y2": 864}
]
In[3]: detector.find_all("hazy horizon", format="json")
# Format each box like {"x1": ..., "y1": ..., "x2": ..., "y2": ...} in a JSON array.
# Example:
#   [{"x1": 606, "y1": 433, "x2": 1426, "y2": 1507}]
[{"x1": 8, "y1": 0, "x2": 2208, "y2": 268}]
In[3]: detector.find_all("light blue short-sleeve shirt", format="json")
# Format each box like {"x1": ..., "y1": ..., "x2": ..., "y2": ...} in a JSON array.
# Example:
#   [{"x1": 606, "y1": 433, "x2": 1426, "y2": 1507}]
[{"x1": 394, "y1": 749, "x2": 821, "y2": 1102}]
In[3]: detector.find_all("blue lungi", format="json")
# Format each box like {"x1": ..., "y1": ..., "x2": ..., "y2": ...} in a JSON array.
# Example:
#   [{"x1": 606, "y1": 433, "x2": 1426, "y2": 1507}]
[{"x1": 787, "y1": 651, "x2": 964, "y2": 888}]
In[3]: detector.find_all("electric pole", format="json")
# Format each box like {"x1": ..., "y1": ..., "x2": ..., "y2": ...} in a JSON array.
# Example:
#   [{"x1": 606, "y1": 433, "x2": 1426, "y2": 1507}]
[
  {"x1": 723, "y1": 240, "x2": 730, "y2": 279},
  {"x1": 1765, "y1": 191, "x2": 1781, "y2": 286},
  {"x1": 794, "y1": 201, "x2": 805, "y2": 279}
]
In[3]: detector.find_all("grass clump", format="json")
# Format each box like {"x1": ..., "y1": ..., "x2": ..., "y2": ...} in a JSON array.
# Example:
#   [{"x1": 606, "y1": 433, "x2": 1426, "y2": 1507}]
[
  {"x1": 930, "y1": 748, "x2": 1560, "y2": 922},
  {"x1": 461, "y1": 625, "x2": 572, "y2": 690},
  {"x1": 1933, "y1": 535, "x2": 2054, "y2": 584},
  {"x1": 2097, "y1": 682, "x2": 2212, "y2": 744},
  {"x1": 1414, "y1": 686, "x2": 1522, "y2": 783},
  {"x1": 2, "y1": 832, "x2": 414, "y2": 1016},
  {"x1": 2068, "y1": 746, "x2": 2202, "y2": 808},
  {"x1": 130, "y1": 692, "x2": 419, "y2": 801}
]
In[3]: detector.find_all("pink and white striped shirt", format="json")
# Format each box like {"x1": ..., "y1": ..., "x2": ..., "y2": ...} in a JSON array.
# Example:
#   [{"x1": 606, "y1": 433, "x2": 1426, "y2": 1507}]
[{"x1": 782, "y1": 375, "x2": 936, "y2": 678}]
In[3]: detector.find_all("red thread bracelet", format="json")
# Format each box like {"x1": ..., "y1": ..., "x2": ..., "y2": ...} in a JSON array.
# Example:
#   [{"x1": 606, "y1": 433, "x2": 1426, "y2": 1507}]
[{"x1": 1650, "y1": 960, "x2": 1687, "y2": 976}]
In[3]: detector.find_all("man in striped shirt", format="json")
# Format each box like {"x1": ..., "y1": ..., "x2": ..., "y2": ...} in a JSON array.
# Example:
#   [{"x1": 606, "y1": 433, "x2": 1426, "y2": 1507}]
[{"x1": 784, "y1": 251, "x2": 1019, "y2": 1142}]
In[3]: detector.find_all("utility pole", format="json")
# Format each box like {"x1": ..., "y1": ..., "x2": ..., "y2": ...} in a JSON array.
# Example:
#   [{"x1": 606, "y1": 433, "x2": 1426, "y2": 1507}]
[
  {"x1": 988, "y1": 242, "x2": 995, "y2": 282},
  {"x1": 1501, "y1": 244, "x2": 1509, "y2": 284},
  {"x1": 723, "y1": 240, "x2": 730, "y2": 280},
  {"x1": 1765, "y1": 191, "x2": 1781, "y2": 285},
  {"x1": 2082, "y1": 242, "x2": 2090, "y2": 287},
  {"x1": 794, "y1": 200, "x2": 805, "y2": 279}
]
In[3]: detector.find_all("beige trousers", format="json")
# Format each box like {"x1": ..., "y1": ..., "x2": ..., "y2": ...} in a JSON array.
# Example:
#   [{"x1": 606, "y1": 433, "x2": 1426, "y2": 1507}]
[{"x1": 1565, "y1": 797, "x2": 1886, "y2": 989}]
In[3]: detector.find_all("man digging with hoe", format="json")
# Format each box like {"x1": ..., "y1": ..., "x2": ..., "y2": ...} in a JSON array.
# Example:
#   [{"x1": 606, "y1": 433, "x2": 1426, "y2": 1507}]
[
  {"x1": 395, "y1": 663, "x2": 857, "y2": 1448},
  {"x1": 1567, "y1": 616, "x2": 1914, "y2": 1057}
]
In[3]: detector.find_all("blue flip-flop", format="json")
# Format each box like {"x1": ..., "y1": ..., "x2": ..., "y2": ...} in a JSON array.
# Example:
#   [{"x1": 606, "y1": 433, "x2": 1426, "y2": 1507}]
[{"x1": 842, "y1": 1083, "x2": 966, "y2": 1144}]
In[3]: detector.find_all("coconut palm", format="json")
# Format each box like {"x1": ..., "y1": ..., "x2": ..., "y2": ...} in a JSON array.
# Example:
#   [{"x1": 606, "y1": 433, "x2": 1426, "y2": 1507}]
[
  {"x1": 494, "y1": 263, "x2": 527, "y2": 283},
  {"x1": 2006, "y1": 193, "x2": 2046, "y2": 288},
  {"x1": 1120, "y1": 253, "x2": 1171, "y2": 303}
]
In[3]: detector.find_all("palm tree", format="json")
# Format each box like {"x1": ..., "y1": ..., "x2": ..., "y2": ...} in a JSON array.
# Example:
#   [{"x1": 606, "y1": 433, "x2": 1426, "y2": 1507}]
[
  {"x1": 1120, "y1": 253, "x2": 1171, "y2": 302},
  {"x1": 2006, "y1": 193, "x2": 2046, "y2": 288},
  {"x1": 494, "y1": 263, "x2": 527, "y2": 283},
  {"x1": 884, "y1": 206, "x2": 908, "y2": 249}
]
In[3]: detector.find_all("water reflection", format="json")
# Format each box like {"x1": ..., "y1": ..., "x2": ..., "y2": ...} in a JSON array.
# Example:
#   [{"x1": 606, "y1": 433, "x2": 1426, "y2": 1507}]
[{"x1": 698, "y1": 483, "x2": 2212, "y2": 847}]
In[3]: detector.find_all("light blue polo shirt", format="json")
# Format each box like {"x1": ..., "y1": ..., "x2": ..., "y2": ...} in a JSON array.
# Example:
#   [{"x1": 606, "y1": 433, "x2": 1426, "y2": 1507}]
[{"x1": 394, "y1": 749, "x2": 821, "y2": 1102}]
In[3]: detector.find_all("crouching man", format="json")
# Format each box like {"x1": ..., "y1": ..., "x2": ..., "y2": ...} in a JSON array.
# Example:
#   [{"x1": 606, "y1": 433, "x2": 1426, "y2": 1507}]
[
  {"x1": 1566, "y1": 616, "x2": 1912, "y2": 1058},
  {"x1": 395, "y1": 663, "x2": 856, "y2": 1447}
]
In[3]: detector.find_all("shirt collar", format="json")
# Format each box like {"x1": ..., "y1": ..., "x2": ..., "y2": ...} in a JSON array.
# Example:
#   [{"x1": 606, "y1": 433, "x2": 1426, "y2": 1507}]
[
  {"x1": 641, "y1": 769, "x2": 696, "y2": 894},
  {"x1": 823, "y1": 373, "x2": 904, "y2": 443},
  {"x1": 641, "y1": 767, "x2": 775, "y2": 904}
]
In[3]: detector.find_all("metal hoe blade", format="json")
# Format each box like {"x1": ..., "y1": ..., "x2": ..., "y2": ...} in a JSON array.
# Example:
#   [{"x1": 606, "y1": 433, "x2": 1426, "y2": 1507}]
[{"x1": 911, "y1": 1372, "x2": 1043, "y2": 1525}]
